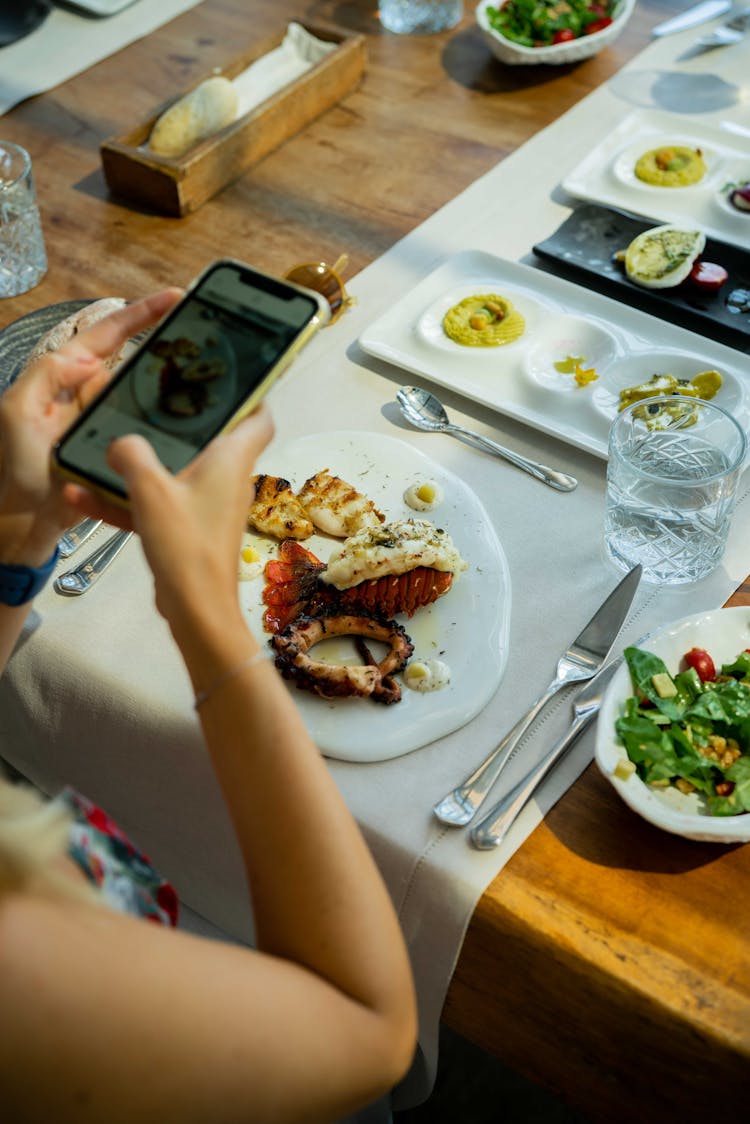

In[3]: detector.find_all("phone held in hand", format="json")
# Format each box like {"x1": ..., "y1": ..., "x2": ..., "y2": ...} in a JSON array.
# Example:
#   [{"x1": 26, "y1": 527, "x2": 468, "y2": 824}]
[{"x1": 53, "y1": 259, "x2": 329, "y2": 505}]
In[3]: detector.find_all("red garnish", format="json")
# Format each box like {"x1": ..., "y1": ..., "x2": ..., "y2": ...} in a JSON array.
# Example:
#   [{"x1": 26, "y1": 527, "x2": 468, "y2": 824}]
[
  {"x1": 689, "y1": 260, "x2": 729, "y2": 292},
  {"x1": 586, "y1": 16, "x2": 613, "y2": 34}
]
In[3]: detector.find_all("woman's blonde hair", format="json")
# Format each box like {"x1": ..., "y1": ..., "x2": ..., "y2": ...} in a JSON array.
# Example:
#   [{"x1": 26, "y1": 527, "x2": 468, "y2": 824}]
[{"x1": 0, "y1": 775, "x2": 100, "y2": 905}]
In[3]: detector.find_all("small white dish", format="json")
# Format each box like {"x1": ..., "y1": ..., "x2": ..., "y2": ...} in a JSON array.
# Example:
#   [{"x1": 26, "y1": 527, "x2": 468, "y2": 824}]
[
  {"x1": 416, "y1": 281, "x2": 547, "y2": 355},
  {"x1": 591, "y1": 350, "x2": 744, "y2": 426},
  {"x1": 596, "y1": 606, "x2": 750, "y2": 843},
  {"x1": 476, "y1": 0, "x2": 635, "y2": 66},
  {"x1": 612, "y1": 136, "x2": 723, "y2": 194},
  {"x1": 523, "y1": 314, "x2": 618, "y2": 394},
  {"x1": 561, "y1": 109, "x2": 750, "y2": 252},
  {"x1": 714, "y1": 164, "x2": 750, "y2": 221}
]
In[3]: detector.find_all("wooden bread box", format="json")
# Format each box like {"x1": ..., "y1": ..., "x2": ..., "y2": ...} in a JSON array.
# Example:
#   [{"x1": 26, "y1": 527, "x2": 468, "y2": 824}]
[{"x1": 100, "y1": 23, "x2": 366, "y2": 217}]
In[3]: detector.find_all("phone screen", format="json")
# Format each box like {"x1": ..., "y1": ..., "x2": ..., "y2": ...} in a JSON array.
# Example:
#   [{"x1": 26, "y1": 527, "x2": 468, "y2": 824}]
[{"x1": 55, "y1": 262, "x2": 322, "y2": 499}]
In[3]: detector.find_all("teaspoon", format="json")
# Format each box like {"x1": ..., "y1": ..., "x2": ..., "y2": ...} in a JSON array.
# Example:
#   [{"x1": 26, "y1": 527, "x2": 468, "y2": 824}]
[{"x1": 396, "y1": 386, "x2": 577, "y2": 492}]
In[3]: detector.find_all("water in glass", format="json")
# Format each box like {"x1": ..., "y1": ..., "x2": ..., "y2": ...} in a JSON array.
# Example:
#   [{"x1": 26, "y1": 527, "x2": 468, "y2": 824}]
[
  {"x1": 0, "y1": 141, "x2": 47, "y2": 298},
  {"x1": 379, "y1": 0, "x2": 462, "y2": 35},
  {"x1": 604, "y1": 397, "x2": 746, "y2": 585}
]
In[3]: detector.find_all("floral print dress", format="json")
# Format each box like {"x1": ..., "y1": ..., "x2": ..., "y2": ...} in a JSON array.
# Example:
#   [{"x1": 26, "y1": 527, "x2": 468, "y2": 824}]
[{"x1": 60, "y1": 787, "x2": 178, "y2": 927}]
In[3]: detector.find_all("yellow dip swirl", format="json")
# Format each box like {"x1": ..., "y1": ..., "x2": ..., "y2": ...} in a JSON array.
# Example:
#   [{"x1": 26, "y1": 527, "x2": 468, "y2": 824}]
[
  {"x1": 634, "y1": 146, "x2": 706, "y2": 188},
  {"x1": 442, "y1": 293, "x2": 525, "y2": 348}
]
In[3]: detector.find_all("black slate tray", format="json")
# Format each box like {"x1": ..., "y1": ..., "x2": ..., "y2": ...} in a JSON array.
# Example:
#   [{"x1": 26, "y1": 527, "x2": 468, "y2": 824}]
[{"x1": 533, "y1": 204, "x2": 750, "y2": 355}]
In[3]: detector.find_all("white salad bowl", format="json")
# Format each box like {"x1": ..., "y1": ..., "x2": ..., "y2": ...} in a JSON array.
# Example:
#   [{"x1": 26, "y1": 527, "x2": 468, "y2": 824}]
[
  {"x1": 595, "y1": 606, "x2": 750, "y2": 844},
  {"x1": 476, "y1": 0, "x2": 636, "y2": 66}
]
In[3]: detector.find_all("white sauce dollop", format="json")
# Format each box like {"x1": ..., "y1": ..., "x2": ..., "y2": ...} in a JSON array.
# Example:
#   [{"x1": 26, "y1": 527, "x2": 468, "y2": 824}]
[
  {"x1": 404, "y1": 659, "x2": 451, "y2": 693},
  {"x1": 404, "y1": 480, "x2": 443, "y2": 512},
  {"x1": 238, "y1": 536, "x2": 263, "y2": 581}
]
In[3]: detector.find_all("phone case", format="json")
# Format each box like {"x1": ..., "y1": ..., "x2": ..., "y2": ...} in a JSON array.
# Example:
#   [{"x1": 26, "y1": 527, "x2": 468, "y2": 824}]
[{"x1": 53, "y1": 260, "x2": 329, "y2": 505}]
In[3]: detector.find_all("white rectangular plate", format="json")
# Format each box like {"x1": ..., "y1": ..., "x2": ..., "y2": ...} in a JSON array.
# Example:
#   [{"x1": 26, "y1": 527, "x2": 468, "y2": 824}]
[
  {"x1": 561, "y1": 108, "x2": 750, "y2": 251},
  {"x1": 358, "y1": 249, "x2": 750, "y2": 460}
]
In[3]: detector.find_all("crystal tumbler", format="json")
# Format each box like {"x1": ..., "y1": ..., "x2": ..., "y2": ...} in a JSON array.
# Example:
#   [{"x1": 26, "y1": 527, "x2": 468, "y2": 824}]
[
  {"x1": 379, "y1": 0, "x2": 463, "y2": 35},
  {"x1": 604, "y1": 395, "x2": 747, "y2": 585},
  {"x1": 0, "y1": 141, "x2": 47, "y2": 298}
]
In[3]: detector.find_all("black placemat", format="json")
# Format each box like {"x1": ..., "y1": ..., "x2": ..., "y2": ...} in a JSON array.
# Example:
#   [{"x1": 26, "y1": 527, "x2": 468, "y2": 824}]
[
  {"x1": 533, "y1": 204, "x2": 750, "y2": 355},
  {"x1": 0, "y1": 300, "x2": 92, "y2": 394}
]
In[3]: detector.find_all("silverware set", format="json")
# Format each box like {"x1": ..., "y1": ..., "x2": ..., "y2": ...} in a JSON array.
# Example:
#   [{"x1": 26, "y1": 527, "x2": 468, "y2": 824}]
[
  {"x1": 435, "y1": 565, "x2": 642, "y2": 850},
  {"x1": 692, "y1": 5, "x2": 750, "y2": 46},
  {"x1": 680, "y1": 4, "x2": 750, "y2": 54},
  {"x1": 54, "y1": 519, "x2": 132, "y2": 595}
]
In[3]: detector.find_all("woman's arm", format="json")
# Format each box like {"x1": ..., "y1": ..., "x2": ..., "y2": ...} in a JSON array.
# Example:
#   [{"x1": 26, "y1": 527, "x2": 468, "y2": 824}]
[
  {"x1": 0, "y1": 309, "x2": 417, "y2": 1122},
  {"x1": 0, "y1": 290, "x2": 182, "y2": 671}
]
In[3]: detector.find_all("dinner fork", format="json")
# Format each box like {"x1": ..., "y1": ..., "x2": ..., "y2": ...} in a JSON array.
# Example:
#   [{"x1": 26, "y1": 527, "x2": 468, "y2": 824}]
[
  {"x1": 433, "y1": 643, "x2": 602, "y2": 827},
  {"x1": 433, "y1": 564, "x2": 641, "y2": 827},
  {"x1": 470, "y1": 658, "x2": 622, "y2": 850}
]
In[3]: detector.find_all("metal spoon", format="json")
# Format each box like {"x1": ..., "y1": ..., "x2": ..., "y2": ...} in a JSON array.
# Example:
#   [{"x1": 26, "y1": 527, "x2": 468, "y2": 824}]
[{"x1": 396, "y1": 386, "x2": 577, "y2": 492}]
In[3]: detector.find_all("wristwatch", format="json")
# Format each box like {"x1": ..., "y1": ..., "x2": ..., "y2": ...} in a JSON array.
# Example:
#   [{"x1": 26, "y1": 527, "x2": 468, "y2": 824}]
[{"x1": 0, "y1": 547, "x2": 59, "y2": 606}]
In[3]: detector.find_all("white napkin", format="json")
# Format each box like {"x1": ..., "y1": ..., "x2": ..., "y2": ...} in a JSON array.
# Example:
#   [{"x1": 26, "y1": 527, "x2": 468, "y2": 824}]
[
  {"x1": 232, "y1": 23, "x2": 337, "y2": 119},
  {"x1": 0, "y1": 0, "x2": 205, "y2": 117}
]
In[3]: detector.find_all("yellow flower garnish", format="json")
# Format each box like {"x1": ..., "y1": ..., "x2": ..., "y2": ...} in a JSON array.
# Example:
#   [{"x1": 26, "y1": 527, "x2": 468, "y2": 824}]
[{"x1": 573, "y1": 361, "x2": 598, "y2": 387}]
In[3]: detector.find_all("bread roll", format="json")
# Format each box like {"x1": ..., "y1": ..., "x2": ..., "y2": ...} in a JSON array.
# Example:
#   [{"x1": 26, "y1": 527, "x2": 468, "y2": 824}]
[
  {"x1": 148, "y1": 77, "x2": 238, "y2": 158},
  {"x1": 23, "y1": 298, "x2": 128, "y2": 373}
]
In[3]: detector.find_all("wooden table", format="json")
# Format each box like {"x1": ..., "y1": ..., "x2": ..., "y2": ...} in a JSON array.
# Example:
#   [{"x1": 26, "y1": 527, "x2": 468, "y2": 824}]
[{"x1": 2, "y1": 1, "x2": 748, "y2": 1119}]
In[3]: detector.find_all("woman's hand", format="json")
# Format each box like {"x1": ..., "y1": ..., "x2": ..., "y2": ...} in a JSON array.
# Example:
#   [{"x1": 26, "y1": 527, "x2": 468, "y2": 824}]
[
  {"x1": 0, "y1": 290, "x2": 182, "y2": 565},
  {"x1": 67, "y1": 405, "x2": 274, "y2": 629}
]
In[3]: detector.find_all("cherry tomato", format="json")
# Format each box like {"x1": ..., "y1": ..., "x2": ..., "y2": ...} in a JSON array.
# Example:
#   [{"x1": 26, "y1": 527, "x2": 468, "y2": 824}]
[
  {"x1": 586, "y1": 17, "x2": 613, "y2": 34},
  {"x1": 552, "y1": 28, "x2": 576, "y2": 43},
  {"x1": 684, "y1": 647, "x2": 716, "y2": 683},
  {"x1": 689, "y1": 260, "x2": 729, "y2": 292}
]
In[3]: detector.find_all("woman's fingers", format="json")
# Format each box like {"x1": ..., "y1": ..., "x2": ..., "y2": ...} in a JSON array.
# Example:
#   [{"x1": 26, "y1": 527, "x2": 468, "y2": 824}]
[
  {"x1": 61, "y1": 482, "x2": 134, "y2": 531},
  {"x1": 66, "y1": 288, "x2": 183, "y2": 366}
]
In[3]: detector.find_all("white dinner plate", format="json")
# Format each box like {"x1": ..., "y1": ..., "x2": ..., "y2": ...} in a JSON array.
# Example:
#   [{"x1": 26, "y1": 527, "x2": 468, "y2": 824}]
[
  {"x1": 238, "y1": 431, "x2": 511, "y2": 763},
  {"x1": 358, "y1": 250, "x2": 750, "y2": 460},
  {"x1": 561, "y1": 109, "x2": 750, "y2": 251},
  {"x1": 596, "y1": 606, "x2": 750, "y2": 843}
]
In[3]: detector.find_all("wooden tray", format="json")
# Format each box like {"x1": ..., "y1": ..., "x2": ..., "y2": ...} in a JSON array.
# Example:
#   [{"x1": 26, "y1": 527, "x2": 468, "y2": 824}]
[{"x1": 100, "y1": 23, "x2": 366, "y2": 217}]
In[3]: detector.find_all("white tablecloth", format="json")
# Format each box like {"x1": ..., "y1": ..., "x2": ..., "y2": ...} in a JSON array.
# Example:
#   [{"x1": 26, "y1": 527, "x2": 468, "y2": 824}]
[
  {"x1": 0, "y1": 0, "x2": 205, "y2": 116},
  {"x1": 2, "y1": 21, "x2": 750, "y2": 1108}
]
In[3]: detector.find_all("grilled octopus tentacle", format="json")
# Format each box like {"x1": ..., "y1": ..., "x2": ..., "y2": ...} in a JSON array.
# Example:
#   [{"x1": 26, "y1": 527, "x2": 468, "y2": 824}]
[{"x1": 272, "y1": 615, "x2": 414, "y2": 705}]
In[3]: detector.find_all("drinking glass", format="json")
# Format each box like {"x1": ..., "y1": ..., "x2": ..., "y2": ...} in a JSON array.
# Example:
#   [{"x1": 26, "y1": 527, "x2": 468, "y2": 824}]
[
  {"x1": 604, "y1": 395, "x2": 747, "y2": 585},
  {"x1": 379, "y1": 0, "x2": 463, "y2": 35},
  {"x1": 0, "y1": 141, "x2": 47, "y2": 298}
]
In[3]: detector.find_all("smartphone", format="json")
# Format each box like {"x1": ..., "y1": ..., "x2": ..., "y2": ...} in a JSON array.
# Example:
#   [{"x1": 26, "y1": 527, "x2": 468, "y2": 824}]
[{"x1": 53, "y1": 259, "x2": 328, "y2": 504}]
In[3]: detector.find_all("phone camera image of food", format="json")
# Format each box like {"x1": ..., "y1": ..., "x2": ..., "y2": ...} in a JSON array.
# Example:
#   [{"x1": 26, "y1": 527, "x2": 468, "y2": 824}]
[{"x1": 54, "y1": 262, "x2": 327, "y2": 502}]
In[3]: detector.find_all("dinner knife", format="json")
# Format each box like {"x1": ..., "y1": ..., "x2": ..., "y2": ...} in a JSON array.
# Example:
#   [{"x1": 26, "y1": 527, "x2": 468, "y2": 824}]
[
  {"x1": 651, "y1": 0, "x2": 731, "y2": 36},
  {"x1": 433, "y1": 564, "x2": 641, "y2": 827},
  {"x1": 470, "y1": 657, "x2": 623, "y2": 850}
]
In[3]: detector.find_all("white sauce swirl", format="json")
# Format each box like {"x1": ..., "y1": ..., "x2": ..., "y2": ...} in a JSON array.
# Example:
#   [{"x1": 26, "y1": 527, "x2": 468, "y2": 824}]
[
  {"x1": 404, "y1": 480, "x2": 443, "y2": 512},
  {"x1": 404, "y1": 659, "x2": 451, "y2": 693}
]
